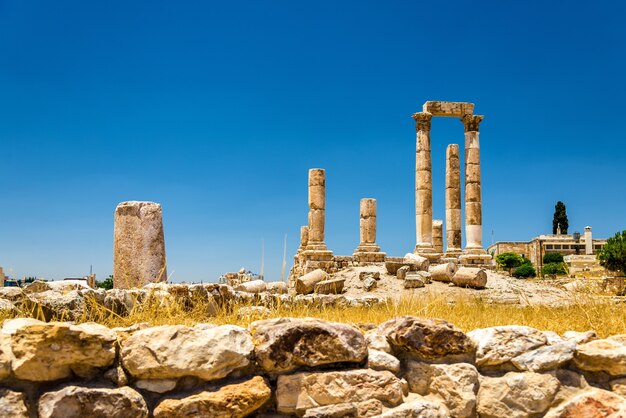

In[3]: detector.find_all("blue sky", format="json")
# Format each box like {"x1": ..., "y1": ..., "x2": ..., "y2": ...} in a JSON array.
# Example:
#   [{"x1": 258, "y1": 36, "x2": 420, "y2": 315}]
[{"x1": 1, "y1": 1, "x2": 624, "y2": 282}]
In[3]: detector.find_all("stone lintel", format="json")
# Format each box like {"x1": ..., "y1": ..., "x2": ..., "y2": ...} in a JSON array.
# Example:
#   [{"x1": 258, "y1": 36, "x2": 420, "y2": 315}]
[{"x1": 423, "y1": 101, "x2": 474, "y2": 117}]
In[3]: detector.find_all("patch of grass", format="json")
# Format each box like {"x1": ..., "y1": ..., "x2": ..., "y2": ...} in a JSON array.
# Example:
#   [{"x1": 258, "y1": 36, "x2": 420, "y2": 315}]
[{"x1": 2, "y1": 290, "x2": 626, "y2": 337}]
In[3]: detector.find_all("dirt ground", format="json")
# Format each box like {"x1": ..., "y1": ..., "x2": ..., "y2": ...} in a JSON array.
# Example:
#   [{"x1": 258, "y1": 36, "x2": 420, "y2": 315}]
[{"x1": 334, "y1": 265, "x2": 578, "y2": 306}]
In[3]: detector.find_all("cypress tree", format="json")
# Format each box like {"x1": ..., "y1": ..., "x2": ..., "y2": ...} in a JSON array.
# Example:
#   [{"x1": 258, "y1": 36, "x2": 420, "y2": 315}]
[{"x1": 552, "y1": 201, "x2": 569, "y2": 234}]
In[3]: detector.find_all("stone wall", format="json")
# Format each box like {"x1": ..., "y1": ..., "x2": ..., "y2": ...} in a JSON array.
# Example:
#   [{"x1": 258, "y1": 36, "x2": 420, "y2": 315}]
[{"x1": 0, "y1": 315, "x2": 625, "y2": 417}]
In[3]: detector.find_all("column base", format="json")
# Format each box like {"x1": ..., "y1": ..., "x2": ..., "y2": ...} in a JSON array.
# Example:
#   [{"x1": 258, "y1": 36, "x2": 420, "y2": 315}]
[
  {"x1": 459, "y1": 252, "x2": 494, "y2": 269},
  {"x1": 414, "y1": 244, "x2": 442, "y2": 263}
]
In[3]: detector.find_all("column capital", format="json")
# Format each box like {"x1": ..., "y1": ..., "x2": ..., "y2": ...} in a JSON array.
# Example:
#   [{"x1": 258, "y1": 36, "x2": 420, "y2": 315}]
[
  {"x1": 461, "y1": 114, "x2": 484, "y2": 132},
  {"x1": 412, "y1": 112, "x2": 433, "y2": 132}
]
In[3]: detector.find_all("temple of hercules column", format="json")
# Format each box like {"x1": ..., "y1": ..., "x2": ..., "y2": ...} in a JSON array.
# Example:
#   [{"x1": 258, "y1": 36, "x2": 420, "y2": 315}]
[{"x1": 353, "y1": 198, "x2": 386, "y2": 263}]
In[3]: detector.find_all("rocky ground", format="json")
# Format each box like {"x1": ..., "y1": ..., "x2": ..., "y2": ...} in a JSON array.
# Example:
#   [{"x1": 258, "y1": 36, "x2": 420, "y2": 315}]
[{"x1": 335, "y1": 265, "x2": 575, "y2": 306}]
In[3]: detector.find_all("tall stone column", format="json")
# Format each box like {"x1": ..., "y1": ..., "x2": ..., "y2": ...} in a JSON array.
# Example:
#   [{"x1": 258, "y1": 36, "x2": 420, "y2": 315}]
[
  {"x1": 445, "y1": 144, "x2": 462, "y2": 257},
  {"x1": 460, "y1": 115, "x2": 490, "y2": 266},
  {"x1": 306, "y1": 169, "x2": 327, "y2": 251},
  {"x1": 354, "y1": 198, "x2": 385, "y2": 262},
  {"x1": 412, "y1": 112, "x2": 437, "y2": 258},
  {"x1": 432, "y1": 220, "x2": 444, "y2": 254},
  {"x1": 113, "y1": 201, "x2": 167, "y2": 289}
]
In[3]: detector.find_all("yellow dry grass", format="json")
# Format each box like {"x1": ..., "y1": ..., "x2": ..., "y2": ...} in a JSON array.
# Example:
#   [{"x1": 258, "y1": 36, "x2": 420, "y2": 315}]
[{"x1": 3, "y1": 290, "x2": 626, "y2": 337}]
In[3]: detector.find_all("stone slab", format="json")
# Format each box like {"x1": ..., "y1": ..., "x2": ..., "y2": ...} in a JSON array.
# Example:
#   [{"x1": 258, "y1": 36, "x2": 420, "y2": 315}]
[{"x1": 422, "y1": 101, "x2": 474, "y2": 117}]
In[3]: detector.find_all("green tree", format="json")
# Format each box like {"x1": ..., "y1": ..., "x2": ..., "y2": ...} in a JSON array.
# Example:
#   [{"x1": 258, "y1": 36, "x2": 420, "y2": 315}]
[
  {"x1": 552, "y1": 201, "x2": 568, "y2": 234},
  {"x1": 495, "y1": 252, "x2": 524, "y2": 274},
  {"x1": 597, "y1": 230, "x2": 626, "y2": 275},
  {"x1": 97, "y1": 275, "x2": 114, "y2": 290},
  {"x1": 513, "y1": 264, "x2": 537, "y2": 279},
  {"x1": 542, "y1": 263, "x2": 567, "y2": 276},
  {"x1": 543, "y1": 253, "x2": 564, "y2": 264}
]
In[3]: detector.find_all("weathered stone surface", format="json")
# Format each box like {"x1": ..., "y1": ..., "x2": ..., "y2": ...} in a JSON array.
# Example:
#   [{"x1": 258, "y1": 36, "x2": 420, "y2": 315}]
[
  {"x1": 405, "y1": 361, "x2": 478, "y2": 417},
  {"x1": 314, "y1": 278, "x2": 345, "y2": 294},
  {"x1": 113, "y1": 201, "x2": 167, "y2": 289},
  {"x1": 451, "y1": 267, "x2": 487, "y2": 289},
  {"x1": 376, "y1": 397, "x2": 450, "y2": 418},
  {"x1": 573, "y1": 335, "x2": 626, "y2": 375},
  {"x1": 404, "y1": 253, "x2": 430, "y2": 271},
  {"x1": 24, "y1": 280, "x2": 51, "y2": 293},
  {"x1": 25, "y1": 290, "x2": 86, "y2": 321},
  {"x1": 397, "y1": 266, "x2": 410, "y2": 280},
  {"x1": 121, "y1": 324, "x2": 253, "y2": 380},
  {"x1": 235, "y1": 279, "x2": 266, "y2": 293},
  {"x1": 153, "y1": 375, "x2": 271, "y2": 418},
  {"x1": 423, "y1": 101, "x2": 474, "y2": 117},
  {"x1": 468, "y1": 325, "x2": 547, "y2": 367},
  {"x1": 104, "y1": 289, "x2": 139, "y2": 315},
  {"x1": 0, "y1": 389, "x2": 29, "y2": 418},
  {"x1": 404, "y1": 276, "x2": 426, "y2": 288},
  {"x1": 135, "y1": 378, "x2": 178, "y2": 393},
  {"x1": 367, "y1": 349, "x2": 400, "y2": 373},
  {"x1": 250, "y1": 318, "x2": 367, "y2": 373},
  {"x1": 236, "y1": 305, "x2": 272, "y2": 319},
  {"x1": 7, "y1": 319, "x2": 116, "y2": 381},
  {"x1": 276, "y1": 369, "x2": 403, "y2": 414},
  {"x1": 378, "y1": 316, "x2": 475, "y2": 362},
  {"x1": 429, "y1": 263, "x2": 457, "y2": 283},
  {"x1": 38, "y1": 386, "x2": 148, "y2": 418},
  {"x1": 301, "y1": 399, "x2": 383, "y2": 418},
  {"x1": 297, "y1": 269, "x2": 329, "y2": 294},
  {"x1": 563, "y1": 330, "x2": 597, "y2": 344},
  {"x1": 0, "y1": 334, "x2": 12, "y2": 381},
  {"x1": 365, "y1": 330, "x2": 392, "y2": 353},
  {"x1": 544, "y1": 388, "x2": 626, "y2": 418},
  {"x1": 266, "y1": 281, "x2": 288, "y2": 294},
  {"x1": 477, "y1": 372, "x2": 560, "y2": 418},
  {"x1": 363, "y1": 277, "x2": 377, "y2": 291},
  {"x1": 511, "y1": 341, "x2": 576, "y2": 372}
]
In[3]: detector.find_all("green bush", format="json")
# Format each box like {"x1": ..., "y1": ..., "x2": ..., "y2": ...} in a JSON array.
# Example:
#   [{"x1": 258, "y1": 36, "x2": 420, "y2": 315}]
[
  {"x1": 597, "y1": 230, "x2": 626, "y2": 275},
  {"x1": 543, "y1": 253, "x2": 564, "y2": 264},
  {"x1": 96, "y1": 275, "x2": 114, "y2": 290},
  {"x1": 542, "y1": 262, "x2": 567, "y2": 276},
  {"x1": 513, "y1": 264, "x2": 536, "y2": 278},
  {"x1": 495, "y1": 252, "x2": 524, "y2": 273}
]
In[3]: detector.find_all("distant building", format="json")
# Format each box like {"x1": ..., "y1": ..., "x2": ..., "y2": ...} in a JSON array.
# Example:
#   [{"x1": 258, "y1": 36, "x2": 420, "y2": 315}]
[{"x1": 488, "y1": 227, "x2": 606, "y2": 271}]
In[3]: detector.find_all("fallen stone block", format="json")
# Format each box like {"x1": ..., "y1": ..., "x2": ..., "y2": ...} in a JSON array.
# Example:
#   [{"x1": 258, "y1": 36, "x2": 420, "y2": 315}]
[
  {"x1": 451, "y1": 267, "x2": 487, "y2": 289},
  {"x1": 314, "y1": 278, "x2": 345, "y2": 294},
  {"x1": 296, "y1": 269, "x2": 329, "y2": 294}
]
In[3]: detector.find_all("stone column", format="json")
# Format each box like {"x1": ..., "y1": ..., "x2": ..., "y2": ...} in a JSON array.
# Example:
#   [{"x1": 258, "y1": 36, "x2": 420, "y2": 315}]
[
  {"x1": 354, "y1": 199, "x2": 385, "y2": 262},
  {"x1": 585, "y1": 226, "x2": 593, "y2": 255},
  {"x1": 445, "y1": 144, "x2": 462, "y2": 257},
  {"x1": 306, "y1": 169, "x2": 328, "y2": 251},
  {"x1": 432, "y1": 220, "x2": 444, "y2": 254},
  {"x1": 0, "y1": 266, "x2": 4, "y2": 287},
  {"x1": 113, "y1": 201, "x2": 167, "y2": 289},
  {"x1": 461, "y1": 115, "x2": 488, "y2": 257},
  {"x1": 300, "y1": 225, "x2": 309, "y2": 250},
  {"x1": 412, "y1": 112, "x2": 437, "y2": 257}
]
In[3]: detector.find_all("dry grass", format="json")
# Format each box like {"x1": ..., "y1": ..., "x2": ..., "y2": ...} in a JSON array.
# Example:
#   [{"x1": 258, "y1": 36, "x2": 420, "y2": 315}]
[{"x1": 3, "y1": 290, "x2": 626, "y2": 337}]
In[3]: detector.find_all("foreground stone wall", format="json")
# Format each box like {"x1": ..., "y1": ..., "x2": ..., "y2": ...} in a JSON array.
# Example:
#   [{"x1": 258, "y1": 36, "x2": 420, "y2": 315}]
[{"x1": 0, "y1": 314, "x2": 625, "y2": 417}]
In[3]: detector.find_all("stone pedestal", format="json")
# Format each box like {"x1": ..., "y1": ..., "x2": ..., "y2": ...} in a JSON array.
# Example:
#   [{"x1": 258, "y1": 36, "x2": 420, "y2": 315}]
[
  {"x1": 354, "y1": 198, "x2": 386, "y2": 264},
  {"x1": 458, "y1": 115, "x2": 492, "y2": 268},
  {"x1": 113, "y1": 201, "x2": 167, "y2": 289},
  {"x1": 412, "y1": 112, "x2": 440, "y2": 262},
  {"x1": 444, "y1": 144, "x2": 463, "y2": 260}
]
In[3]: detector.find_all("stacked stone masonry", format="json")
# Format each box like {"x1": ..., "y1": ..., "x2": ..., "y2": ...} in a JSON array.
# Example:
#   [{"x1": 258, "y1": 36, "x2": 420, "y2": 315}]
[{"x1": 1, "y1": 313, "x2": 625, "y2": 417}]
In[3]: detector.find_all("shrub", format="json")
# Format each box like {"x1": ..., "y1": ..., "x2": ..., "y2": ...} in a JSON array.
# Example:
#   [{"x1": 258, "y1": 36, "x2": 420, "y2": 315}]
[
  {"x1": 495, "y1": 252, "x2": 524, "y2": 273},
  {"x1": 97, "y1": 276, "x2": 114, "y2": 290},
  {"x1": 543, "y1": 253, "x2": 564, "y2": 264},
  {"x1": 513, "y1": 264, "x2": 536, "y2": 278},
  {"x1": 542, "y1": 262, "x2": 567, "y2": 276},
  {"x1": 597, "y1": 230, "x2": 626, "y2": 275}
]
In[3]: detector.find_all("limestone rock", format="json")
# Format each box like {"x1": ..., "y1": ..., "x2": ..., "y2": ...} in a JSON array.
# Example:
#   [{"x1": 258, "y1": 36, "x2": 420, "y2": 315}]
[
  {"x1": 314, "y1": 278, "x2": 345, "y2": 294},
  {"x1": 135, "y1": 378, "x2": 178, "y2": 393},
  {"x1": 153, "y1": 376, "x2": 271, "y2": 418},
  {"x1": 0, "y1": 287, "x2": 24, "y2": 302},
  {"x1": 405, "y1": 361, "x2": 478, "y2": 417},
  {"x1": 403, "y1": 253, "x2": 430, "y2": 271},
  {"x1": 25, "y1": 290, "x2": 86, "y2": 321},
  {"x1": 23, "y1": 280, "x2": 51, "y2": 293},
  {"x1": 302, "y1": 403, "x2": 357, "y2": 418},
  {"x1": 38, "y1": 386, "x2": 148, "y2": 418},
  {"x1": 397, "y1": 266, "x2": 410, "y2": 280},
  {"x1": 468, "y1": 325, "x2": 547, "y2": 367},
  {"x1": 378, "y1": 316, "x2": 475, "y2": 362},
  {"x1": 429, "y1": 263, "x2": 457, "y2": 283},
  {"x1": 297, "y1": 269, "x2": 329, "y2": 294},
  {"x1": 113, "y1": 201, "x2": 167, "y2": 289},
  {"x1": 404, "y1": 274, "x2": 426, "y2": 288},
  {"x1": 235, "y1": 279, "x2": 267, "y2": 293},
  {"x1": 359, "y1": 271, "x2": 380, "y2": 281},
  {"x1": 376, "y1": 397, "x2": 450, "y2": 418},
  {"x1": 0, "y1": 334, "x2": 12, "y2": 381},
  {"x1": 0, "y1": 389, "x2": 29, "y2": 418},
  {"x1": 250, "y1": 317, "x2": 367, "y2": 373},
  {"x1": 121, "y1": 324, "x2": 253, "y2": 381},
  {"x1": 544, "y1": 331, "x2": 565, "y2": 345},
  {"x1": 477, "y1": 372, "x2": 560, "y2": 418},
  {"x1": 544, "y1": 388, "x2": 626, "y2": 418},
  {"x1": 7, "y1": 319, "x2": 116, "y2": 381},
  {"x1": 367, "y1": 349, "x2": 400, "y2": 373},
  {"x1": 511, "y1": 341, "x2": 576, "y2": 372},
  {"x1": 365, "y1": 330, "x2": 392, "y2": 353},
  {"x1": 574, "y1": 334, "x2": 626, "y2": 376},
  {"x1": 276, "y1": 369, "x2": 403, "y2": 414},
  {"x1": 451, "y1": 267, "x2": 487, "y2": 289},
  {"x1": 363, "y1": 277, "x2": 377, "y2": 291},
  {"x1": 104, "y1": 289, "x2": 139, "y2": 315},
  {"x1": 266, "y1": 281, "x2": 288, "y2": 294},
  {"x1": 563, "y1": 330, "x2": 597, "y2": 344}
]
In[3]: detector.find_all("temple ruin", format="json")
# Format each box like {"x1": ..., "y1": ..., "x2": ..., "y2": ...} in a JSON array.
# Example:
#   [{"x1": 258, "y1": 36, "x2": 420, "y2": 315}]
[{"x1": 289, "y1": 101, "x2": 494, "y2": 284}]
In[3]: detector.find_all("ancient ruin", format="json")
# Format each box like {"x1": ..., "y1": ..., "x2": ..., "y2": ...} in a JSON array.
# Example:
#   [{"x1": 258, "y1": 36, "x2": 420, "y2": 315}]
[
  {"x1": 353, "y1": 198, "x2": 386, "y2": 263},
  {"x1": 113, "y1": 201, "x2": 167, "y2": 289}
]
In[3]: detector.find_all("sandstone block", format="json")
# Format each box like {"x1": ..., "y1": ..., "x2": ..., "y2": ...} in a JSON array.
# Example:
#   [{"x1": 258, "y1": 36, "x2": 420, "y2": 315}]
[
  {"x1": 276, "y1": 369, "x2": 403, "y2": 414},
  {"x1": 365, "y1": 330, "x2": 392, "y2": 353},
  {"x1": 235, "y1": 279, "x2": 267, "y2": 293},
  {"x1": 367, "y1": 349, "x2": 400, "y2": 374},
  {"x1": 153, "y1": 375, "x2": 271, "y2": 418},
  {"x1": 7, "y1": 319, "x2": 116, "y2": 381},
  {"x1": 403, "y1": 275, "x2": 426, "y2": 288},
  {"x1": 266, "y1": 281, "x2": 288, "y2": 294},
  {"x1": 376, "y1": 397, "x2": 449, "y2": 418},
  {"x1": 396, "y1": 266, "x2": 410, "y2": 280},
  {"x1": 378, "y1": 316, "x2": 475, "y2": 362},
  {"x1": 38, "y1": 386, "x2": 148, "y2": 418},
  {"x1": 250, "y1": 317, "x2": 367, "y2": 374},
  {"x1": 296, "y1": 269, "x2": 329, "y2": 294},
  {"x1": 403, "y1": 253, "x2": 430, "y2": 271},
  {"x1": 121, "y1": 324, "x2": 253, "y2": 381},
  {"x1": 113, "y1": 201, "x2": 167, "y2": 289},
  {"x1": 511, "y1": 341, "x2": 576, "y2": 372},
  {"x1": 451, "y1": 267, "x2": 487, "y2": 289},
  {"x1": 563, "y1": 330, "x2": 597, "y2": 344},
  {"x1": 477, "y1": 372, "x2": 560, "y2": 418},
  {"x1": 468, "y1": 325, "x2": 547, "y2": 367},
  {"x1": 314, "y1": 278, "x2": 345, "y2": 294},
  {"x1": 363, "y1": 277, "x2": 377, "y2": 291}
]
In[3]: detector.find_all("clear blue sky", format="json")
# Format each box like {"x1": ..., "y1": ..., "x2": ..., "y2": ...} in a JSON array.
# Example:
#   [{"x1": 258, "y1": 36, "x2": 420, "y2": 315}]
[{"x1": 1, "y1": 1, "x2": 624, "y2": 282}]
